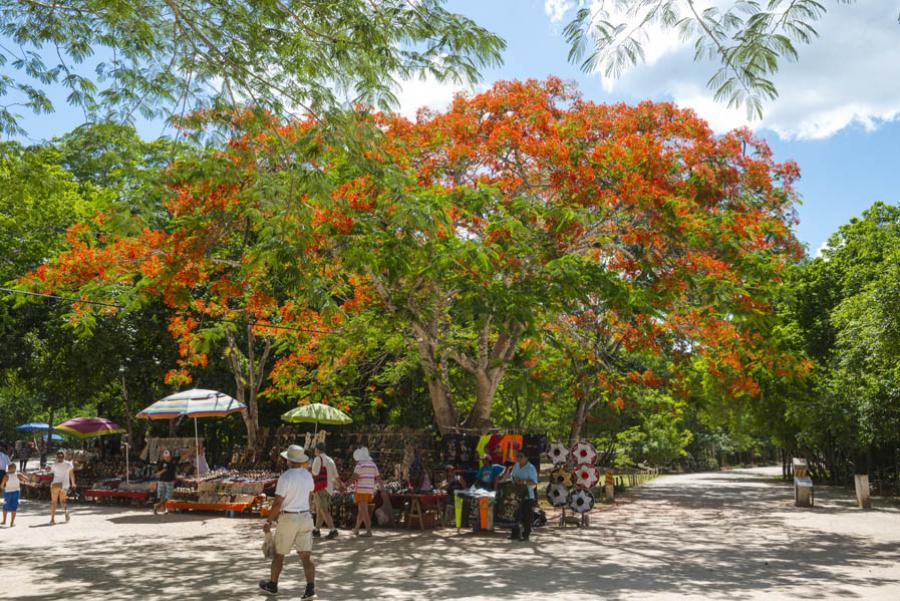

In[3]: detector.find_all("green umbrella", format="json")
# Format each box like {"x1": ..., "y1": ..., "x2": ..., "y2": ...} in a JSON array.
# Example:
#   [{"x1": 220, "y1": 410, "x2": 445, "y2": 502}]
[{"x1": 281, "y1": 403, "x2": 352, "y2": 433}]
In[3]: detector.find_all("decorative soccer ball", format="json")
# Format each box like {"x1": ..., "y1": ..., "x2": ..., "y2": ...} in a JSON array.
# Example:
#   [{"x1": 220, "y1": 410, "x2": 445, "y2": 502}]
[
  {"x1": 574, "y1": 464, "x2": 600, "y2": 489},
  {"x1": 547, "y1": 442, "x2": 569, "y2": 465},
  {"x1": 569, "y1": 441, "x2": 598, "y2": 466},
  {"x1": 568, "y1": 489, "x2": 595, "y2": 514},
  {"x1": 546, "y1": 483, "x2": 569, "y2": 507}
]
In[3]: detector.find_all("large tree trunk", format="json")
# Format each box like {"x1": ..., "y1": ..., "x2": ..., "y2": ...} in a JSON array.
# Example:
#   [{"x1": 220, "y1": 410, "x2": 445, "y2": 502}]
[
  {"x1": 463, "y1": 367, "x2": 504, "y2": 433},
  {"x1": 569, "y1": 398, "x2": 589, "y2": 447},
  {"x1": 225, "y1": 325, "x2": 272, "y2": 454},
  {"x1": 457, "y1": 324, "x2": 521, "y2": 433},
  {"x1": 568, "y1": 382, "x2": 601, "y2": 447},
  {"x1": 426, "y1": 375, "x2": 458, "y2": 435},
  {"x1": 412, "y1": 323, "x2": 458, "y2": 434}
]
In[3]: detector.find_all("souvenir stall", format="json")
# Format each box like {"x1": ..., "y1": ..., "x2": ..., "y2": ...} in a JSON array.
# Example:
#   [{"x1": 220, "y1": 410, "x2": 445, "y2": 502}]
[
  {"x1": 19, "y1": 470, "x2": 53, "y2": 500},
  {"x1": 82, "y1": 434, "x2": 280, "y2": 513},
  {"x1": 444, "y1": 432, "x2": 548, "y2": 533},
  {"x1": 169, "y1": 469, "x2": 279, "y2": 514},
  {"x1": 257, "y1": 421, "x2": 450, "y2": 528},
  {"x1": 53, "y1": 417, "x2": 129, "y2": 503},
  {"x1": 19, "y1": 447, "x2": 90, "y2": 501},
  {"x1": 83, "y1": 437, "x2": 196, "y2": 505},
  {"x1": 135, "y1": 388, "x2": 267, "y2": 515}
]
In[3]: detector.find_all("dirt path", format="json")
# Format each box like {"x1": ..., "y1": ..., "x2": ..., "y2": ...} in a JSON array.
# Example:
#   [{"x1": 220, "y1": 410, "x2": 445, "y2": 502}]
[{"x1": 2, "y1": 467, "x2": 899, "y2": 600}]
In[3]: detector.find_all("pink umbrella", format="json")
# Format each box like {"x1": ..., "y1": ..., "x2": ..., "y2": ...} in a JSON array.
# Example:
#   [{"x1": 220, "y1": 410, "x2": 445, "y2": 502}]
[{"x1": 56, "y1": 417, "x2": 125, "y2": 439}]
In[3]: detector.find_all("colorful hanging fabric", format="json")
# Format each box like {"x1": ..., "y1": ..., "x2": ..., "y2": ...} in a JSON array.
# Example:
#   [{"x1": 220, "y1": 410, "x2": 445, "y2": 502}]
[
  {"x1": 498, "y1": 434, "x2": 524, "y2": 464},
  {"x1": 475, "y1": 435, "x2": 492, "y2": 459},
  {"x1": 485, "y1": 434, "x2": 502, "y2": 463}
]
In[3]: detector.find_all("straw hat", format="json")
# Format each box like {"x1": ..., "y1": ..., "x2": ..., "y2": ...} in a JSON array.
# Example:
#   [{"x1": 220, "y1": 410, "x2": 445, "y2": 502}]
[
  {"x1": 353, "y1": 446, "x2": 372, "y2": 462},
  {"x1": 280, "y1": 444, "x2": 310, "y2": 464}
]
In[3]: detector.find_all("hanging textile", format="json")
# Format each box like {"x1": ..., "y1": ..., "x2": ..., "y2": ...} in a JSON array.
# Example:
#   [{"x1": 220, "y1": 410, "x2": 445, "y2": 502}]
[
  {"x1": 475, "y1": 435, "x2": 492, "y2": 459},
  {"x1": 498, "y1": 434, "x2": 524, "y2": 464}
]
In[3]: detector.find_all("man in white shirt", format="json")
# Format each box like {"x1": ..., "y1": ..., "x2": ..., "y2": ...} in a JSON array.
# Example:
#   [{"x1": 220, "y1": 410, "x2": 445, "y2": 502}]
[
  {"x1": 260, "y1": 445, "x2": 316, "y2": 600},
  {"x1": 311, "y1": 442, "x2": 339, "y2": 540},
  {"x1": 50, "y1": 451, "x2": 76, "y2": 525}
]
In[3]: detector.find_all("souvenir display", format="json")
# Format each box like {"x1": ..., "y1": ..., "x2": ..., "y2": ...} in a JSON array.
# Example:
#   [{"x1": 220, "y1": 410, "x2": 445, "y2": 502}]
[
  {"x1": 568, "y1": 488, "x2": 595, "y2": 514},
  {"x1": 569, "y1": 441, "x2": 598, "y2": 466},
  {"x1": 547, "y1": 442, "x2": 568, "y2": 465},
  {"x1": 574, "y1": 464, "x2": 600, "y2": 489},
  {"x1": 546, "y1": 483, "x2": 569, "y2": 507},
  {"x1": 549, "y1": 466, "x2": 574, "y2": 488}
]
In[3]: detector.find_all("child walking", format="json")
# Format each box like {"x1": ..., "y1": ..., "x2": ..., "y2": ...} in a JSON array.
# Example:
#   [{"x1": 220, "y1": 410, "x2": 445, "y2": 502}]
[{"x1": 2, "y1": 463, "x2": 27, "y2": 527}]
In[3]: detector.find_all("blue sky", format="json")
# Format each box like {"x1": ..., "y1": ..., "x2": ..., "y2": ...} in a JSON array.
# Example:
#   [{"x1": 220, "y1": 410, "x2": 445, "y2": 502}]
[
  {"x1": 441, "y1": 0, "x2": 900, "y2": 255},
  {"x1": 9, "y1": 0, "x2": 899, "y2": 254}
]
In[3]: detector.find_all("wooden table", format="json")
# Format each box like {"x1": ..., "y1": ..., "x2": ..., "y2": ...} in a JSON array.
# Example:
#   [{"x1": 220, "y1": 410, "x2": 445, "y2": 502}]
[{"x1": 389, "y1": 493, "x2": 448, "y2": 530}]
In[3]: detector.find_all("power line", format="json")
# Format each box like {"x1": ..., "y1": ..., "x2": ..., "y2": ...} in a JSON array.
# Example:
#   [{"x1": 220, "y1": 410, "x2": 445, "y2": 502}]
[
  {"x1": 0, "y1": 287, "x2": 122, "y2": 309},
  {"x1": 0, "y1": 286, "x2": 332, "y2": 335}
]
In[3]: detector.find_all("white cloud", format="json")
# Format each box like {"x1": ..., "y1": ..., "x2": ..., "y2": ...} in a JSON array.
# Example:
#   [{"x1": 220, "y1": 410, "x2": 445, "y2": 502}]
[
  {"x1": 395, "y1": 75, "x2": 475, "y2": 120},
  {"x1": 545, "y1": 1, "x2": 900, "y2": 140},
  {"x1": 544, "y1": 0, "x2": 574, "y2": 23}
]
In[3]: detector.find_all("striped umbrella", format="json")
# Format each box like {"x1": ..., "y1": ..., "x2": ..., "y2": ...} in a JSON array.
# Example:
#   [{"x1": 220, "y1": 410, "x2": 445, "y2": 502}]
[
  {"x1": 56, "y1": 417, "x2": 125, "y2": 439},
  {"x1": 137, "y1": 389, "x2": 246, "y2": 476},
  {"x1": 138, "y1": 389, "x2": 245, "y2": 419}
]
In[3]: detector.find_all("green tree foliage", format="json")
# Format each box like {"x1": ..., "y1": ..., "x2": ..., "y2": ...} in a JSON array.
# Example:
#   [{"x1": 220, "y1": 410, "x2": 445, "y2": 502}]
[
  {"x1": 561, "y1": 0, "x2": 857, "y2": 118},
  {"x1": 0, "y1": 0, "x2": 505, "y2": 136},
  {"x1": 615, "y1": 391, "x2": 693, "y2": 467},
  {"x1": 0, "y1": 124, "x2": 181, "y2": 442},
  {"x1": 776, "y1": 202, "x2": 900, "y2": 480},
  {"x1": 0, "y1": 141, "x2": 94, "y2": 282}
]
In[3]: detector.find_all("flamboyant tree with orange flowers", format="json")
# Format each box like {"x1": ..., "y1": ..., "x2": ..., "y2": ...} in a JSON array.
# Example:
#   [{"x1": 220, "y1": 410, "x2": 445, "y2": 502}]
[
  {"x1": 24, "y1": 78, "x2": 805, "y2": 439},
  {"x1": 299, "y1": 78, "x2": 805, "y2": 433}
]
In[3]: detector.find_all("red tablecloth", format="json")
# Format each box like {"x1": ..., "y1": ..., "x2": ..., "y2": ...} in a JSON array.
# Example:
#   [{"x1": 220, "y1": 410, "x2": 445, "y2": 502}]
[{"x1": 85, "y1": 489, "x2": 150, "y2": 501}]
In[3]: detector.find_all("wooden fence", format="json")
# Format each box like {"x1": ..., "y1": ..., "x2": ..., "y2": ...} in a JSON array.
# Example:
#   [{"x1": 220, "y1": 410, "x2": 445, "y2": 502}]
[{"x1": 608, "y1": 467, "x2": 661, "y2": 490}]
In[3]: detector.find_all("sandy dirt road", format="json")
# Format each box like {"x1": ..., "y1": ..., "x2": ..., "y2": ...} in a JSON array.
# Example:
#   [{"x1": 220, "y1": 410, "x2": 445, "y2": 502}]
[{"x1": 2, "y1": 467, "x2": 899, "y2": 600}]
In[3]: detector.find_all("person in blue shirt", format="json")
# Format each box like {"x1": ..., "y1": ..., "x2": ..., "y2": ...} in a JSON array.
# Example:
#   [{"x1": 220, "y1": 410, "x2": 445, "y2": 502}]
[
  {"x1": 505, "y1": 451, "x2": 538, "y2": 541},
  {"x1": 474, "y1": 454, "x2": 505, "y2": 491}
]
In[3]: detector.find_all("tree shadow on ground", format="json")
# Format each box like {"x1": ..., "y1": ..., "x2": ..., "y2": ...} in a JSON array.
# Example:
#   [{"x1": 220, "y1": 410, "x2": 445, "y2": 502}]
[{"x1": 4, "y1": 471, "x2": 899, "y2": 600}]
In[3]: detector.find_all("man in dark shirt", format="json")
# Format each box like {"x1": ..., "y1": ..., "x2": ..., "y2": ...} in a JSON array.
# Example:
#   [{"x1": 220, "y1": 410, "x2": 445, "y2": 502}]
[{"x1": 153, "y1": 449, "x2": 178, "y2": 515}]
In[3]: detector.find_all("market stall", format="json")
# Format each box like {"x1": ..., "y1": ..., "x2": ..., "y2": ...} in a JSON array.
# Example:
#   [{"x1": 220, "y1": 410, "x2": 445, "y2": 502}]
[{"x1": 167, "y1": 469, "x2": 278, "y2": 515}]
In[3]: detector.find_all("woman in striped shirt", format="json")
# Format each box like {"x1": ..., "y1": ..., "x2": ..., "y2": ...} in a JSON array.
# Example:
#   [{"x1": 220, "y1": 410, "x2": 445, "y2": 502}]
[{"x1": 349, "y1": 447, "x2": 380, "y2": 537}]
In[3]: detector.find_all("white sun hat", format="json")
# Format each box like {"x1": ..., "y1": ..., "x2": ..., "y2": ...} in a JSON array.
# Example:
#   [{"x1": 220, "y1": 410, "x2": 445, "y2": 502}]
[{"x1": 280, "y1": 444, "x2": 310, "y2": 464}]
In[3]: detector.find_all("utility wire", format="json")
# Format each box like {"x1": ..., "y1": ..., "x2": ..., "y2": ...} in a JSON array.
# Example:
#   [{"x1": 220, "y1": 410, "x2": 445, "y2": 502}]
[{"x1": 0, "y1": 286, "x2": 332, "y2": 335}]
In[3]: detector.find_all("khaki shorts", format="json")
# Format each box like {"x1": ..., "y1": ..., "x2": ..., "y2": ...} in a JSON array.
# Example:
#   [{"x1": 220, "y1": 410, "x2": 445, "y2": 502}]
[
  {"x1": 274, "y1": 512, "x2": 314, "y2": 555},
  {"x1": 313, "y1": 489, "x2": 332, "y2": 513},
  {"x1": 50, "y1": 483, "x2": 68, "y2": 503}
]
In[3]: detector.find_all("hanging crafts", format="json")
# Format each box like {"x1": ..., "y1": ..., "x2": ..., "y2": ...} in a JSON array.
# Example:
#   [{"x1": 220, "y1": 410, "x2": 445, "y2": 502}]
[
  {"x1": 547, "y1": 442, "x2": 568, "y2": 465},
  {"x1": 546, "y1": 483, "x2": 569, "y2": 508},
  {"x1": 568, "y1": 488, "x2": 595, "y2": 514},
  {"x1": 549, "y1": 466, "x2": 574, "y2": 488},
  {"x1": 574, "y1": 464, "x2": 600, "y2": 489},
  {"x1": 570, "y1": 441, "x2": 597, "y2": 465}
]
